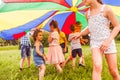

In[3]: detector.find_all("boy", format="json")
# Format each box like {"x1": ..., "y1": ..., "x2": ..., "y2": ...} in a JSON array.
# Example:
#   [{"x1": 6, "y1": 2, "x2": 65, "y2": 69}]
[
  {"x1": 68, "y1": 25, "x2": 83, "y2": 69},
  {"x1": 20, "y1": 32, "x2": 31, "y2": 71}
]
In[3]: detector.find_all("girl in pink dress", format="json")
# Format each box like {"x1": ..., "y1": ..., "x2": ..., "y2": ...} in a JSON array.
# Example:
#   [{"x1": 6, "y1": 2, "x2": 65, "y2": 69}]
[{"x1": 47, "y1": 20, "x2": 65, "y2": 73}]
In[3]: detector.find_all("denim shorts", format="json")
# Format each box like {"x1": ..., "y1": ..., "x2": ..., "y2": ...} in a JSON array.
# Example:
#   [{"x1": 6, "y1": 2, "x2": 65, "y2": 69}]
[{"x1": 21, "y1": 45, "x2": 31, "y2": 58}]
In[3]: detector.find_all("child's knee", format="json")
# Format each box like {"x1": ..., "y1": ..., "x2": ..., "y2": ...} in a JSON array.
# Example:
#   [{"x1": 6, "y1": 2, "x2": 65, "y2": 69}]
[
  {"x1": 42, "y1": 65, "x2": 46, "y2": 71},
  {"x1": 93, "y1": 63, "x2": 102, "y2": 72},
  {"x1": 21, "y1": 58, "x2": 25, "y2": 61}
]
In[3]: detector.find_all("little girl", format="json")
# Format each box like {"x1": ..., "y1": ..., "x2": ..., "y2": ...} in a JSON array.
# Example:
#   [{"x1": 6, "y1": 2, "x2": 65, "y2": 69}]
[
  {"x1": 47, "y1": 20, "x2": 65, "y2": 73},
  {"x1": 76, "y1": 0, "x2": 120, "y2": 80},
  {"x1": 33, "y1": 29, "x2": 47, "y2": 80}
]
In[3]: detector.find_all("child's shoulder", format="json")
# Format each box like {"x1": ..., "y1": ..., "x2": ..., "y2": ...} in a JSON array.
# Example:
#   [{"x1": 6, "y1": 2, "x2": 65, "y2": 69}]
[
  {"x1": 34, "y1": 41, "x2": 42, "y2": 47},
  {"x1": 69, "y1": 33, "x2": 73, "y2": 36},
  {"x1": 69, "y1": 33, "x2": 75, "y2": 38},
  {"x1": 103, "y1": 5, "x2": 113, "y2": 14}
]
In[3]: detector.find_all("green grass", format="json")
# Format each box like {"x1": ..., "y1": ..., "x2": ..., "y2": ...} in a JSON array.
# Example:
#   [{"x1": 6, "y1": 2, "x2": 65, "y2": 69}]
[
  {"x1": 0, "y1": 43, "x2": 120, "y2": 80},
  {"x1": 0, "y1": 46, "x2": 19, "y2": 51}
]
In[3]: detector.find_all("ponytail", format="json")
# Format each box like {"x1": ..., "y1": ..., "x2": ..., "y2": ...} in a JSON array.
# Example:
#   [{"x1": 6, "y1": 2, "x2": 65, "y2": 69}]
[
  {"x1": 57, "y1": 27, "x2": 60, "y2": 34},
  {"x1": 97, "y1": 0, "x2": 103, "y2": 4}
]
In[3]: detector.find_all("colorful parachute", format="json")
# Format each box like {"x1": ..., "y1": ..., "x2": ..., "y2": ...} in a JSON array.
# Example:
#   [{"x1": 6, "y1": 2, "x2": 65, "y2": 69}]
[{"x1": 0, "y1": 0, "x2": 120, "y2": 40}]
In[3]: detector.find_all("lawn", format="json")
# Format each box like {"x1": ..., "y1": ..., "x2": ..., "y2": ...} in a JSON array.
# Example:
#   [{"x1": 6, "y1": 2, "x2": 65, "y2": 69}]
[{"x1": 0, "y1": 42, "x2": 120, "y2": 80}]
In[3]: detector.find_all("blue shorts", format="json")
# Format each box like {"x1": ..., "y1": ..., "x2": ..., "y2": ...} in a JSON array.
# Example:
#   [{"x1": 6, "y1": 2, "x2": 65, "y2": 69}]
[
  {"x1": 21, "y1": 45, "x2": 31, "y2": 58},
  {"x1": 72, "y1": 48, "x2": 82, "y2": 58},
  {"x1": 34, "y1": 58, "x2": 45, "y2": 67}
]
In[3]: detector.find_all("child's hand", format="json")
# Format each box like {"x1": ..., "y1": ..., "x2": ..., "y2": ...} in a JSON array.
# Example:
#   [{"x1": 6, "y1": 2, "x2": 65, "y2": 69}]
[
  {"x1": 64, "y1": 47, "x2": 67, "y2": 53},
  {"x1": 43, "y1": 55, "x2": 47, "y2": 61},
  {"x1": 74, "y1": 33, "x2": 81, "y2": 39},
  {"x1": 100, "y1": 39, "x2": 111, "y2": 52}
]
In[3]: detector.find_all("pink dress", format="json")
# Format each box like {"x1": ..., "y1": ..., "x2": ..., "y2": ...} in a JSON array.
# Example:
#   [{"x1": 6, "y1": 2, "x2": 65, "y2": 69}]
[{"x1": 47, "y1": 31, "x2": 65, "y2": 64}]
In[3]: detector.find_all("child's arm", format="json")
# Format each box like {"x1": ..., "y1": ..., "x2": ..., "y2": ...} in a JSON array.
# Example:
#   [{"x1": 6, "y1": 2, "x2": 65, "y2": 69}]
[
  {"x1": 80, "y1": 11, "x2": 90, "y2": 36},
  {"x1": 100, "y1": 6, "x2": 120, "y2": 51},
  {"x1": 80, "y1": 27, "x2": 90, "y2": 36},
  {"x1": 63, "y1": 35, "x2": 68, "y2": 52},
  {"x1": 48, "y1": 33, "x2": 53, "y2": 43},
  {"x1": 106, "y1": 6, "x2": 120, "y2": 42},
  {"x1": 75, "y1": 12, "x2": 90, "y2": 39}
]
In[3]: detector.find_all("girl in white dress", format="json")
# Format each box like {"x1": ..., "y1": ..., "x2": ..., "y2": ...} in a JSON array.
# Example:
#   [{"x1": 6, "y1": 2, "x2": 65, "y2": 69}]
[{"x1": 75, "y1": 0, "x2": 120, "y2": 80}]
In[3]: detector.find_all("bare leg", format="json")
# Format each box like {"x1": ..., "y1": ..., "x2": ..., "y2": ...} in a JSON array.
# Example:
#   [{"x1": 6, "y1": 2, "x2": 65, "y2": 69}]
[
  {"x1": 64, "y1": 49, "x2": 72, "y2": 65},
  {"x1": 72, "y1": 58, "x2": 76, "y2": 70},
  {"x1": 54, "y1": 64, "x2": 62, "y2": 73},
  {"x1": 79, "y1": 57, "x2": 83, "y2": 64},
  {"x1": 105, "y1": 54, "x2": 120, "y2": 80},
  {"x1": 92, "y1": 48, "x2": 103, "y2": 80},
  {"x1": 82, "y1": 54, "x2": 85, "y2": 65},
  {"x1": 27, "y1": 56, "x2": 30, "y2": 68},
  {"x1": 61, "y1": 54, "x2": 72, "y2": 67},
  {"x1": 65, "y1": 55, "x2": 72, "y2": 64},
  {"x1": 20, "y1": 58, "x2": 25, "y2": 69},
  {"x1": 39, "y1": 64, "x2": 46, "y2": 80}
]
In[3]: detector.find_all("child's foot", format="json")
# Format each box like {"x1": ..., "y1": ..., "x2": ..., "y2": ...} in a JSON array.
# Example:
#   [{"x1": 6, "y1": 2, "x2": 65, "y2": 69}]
[
  {"x1": 61, "y1": 62, "x2": 66, "y2": 68},
  {"x1": 79, "y1": 63, "x2": 85, "y2": 67},
  {"x1": 57, "y1": 69, "x2": 63, "y2": 73},
  {"x1": 72, "y1": 66, "x2": 75, "y2": 70},
  {"x1": 20, "y1": 68, "x2": 23, "y2": 71}
]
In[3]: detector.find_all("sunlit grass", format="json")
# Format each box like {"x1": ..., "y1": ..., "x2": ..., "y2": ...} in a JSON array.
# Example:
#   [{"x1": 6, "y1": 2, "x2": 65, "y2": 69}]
[{"x1": 0, "y1": 42, "x2": 120, "y2": 80}]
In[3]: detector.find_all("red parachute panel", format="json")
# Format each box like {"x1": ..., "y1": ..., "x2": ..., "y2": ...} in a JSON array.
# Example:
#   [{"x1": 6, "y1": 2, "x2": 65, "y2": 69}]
[
  {"x1": 3, "y1": 0, "x2": 70, "y2": 7},
  {"x1": 62, "y1": 12, "x2": 76, "y2": 34},
  {"x1": 13, "y1": 31, "x2": 26, "y2": 40}
]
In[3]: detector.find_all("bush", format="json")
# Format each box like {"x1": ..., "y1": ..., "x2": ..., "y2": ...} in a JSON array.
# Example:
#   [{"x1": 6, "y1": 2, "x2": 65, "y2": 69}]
[{"x1": 42, "y1": 31, "x2": 49, "y2": 47}]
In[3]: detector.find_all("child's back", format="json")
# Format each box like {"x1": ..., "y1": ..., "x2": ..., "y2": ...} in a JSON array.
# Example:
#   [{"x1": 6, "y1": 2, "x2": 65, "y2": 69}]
[{"x1": 68, "y1": 32, "x2": 81, "y2": 50}]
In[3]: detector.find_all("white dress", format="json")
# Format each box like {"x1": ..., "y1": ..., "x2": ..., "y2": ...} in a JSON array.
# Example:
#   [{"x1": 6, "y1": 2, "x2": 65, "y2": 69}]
[{"x1": 88, "y1": 5, "x2": 117, "y2": 54}]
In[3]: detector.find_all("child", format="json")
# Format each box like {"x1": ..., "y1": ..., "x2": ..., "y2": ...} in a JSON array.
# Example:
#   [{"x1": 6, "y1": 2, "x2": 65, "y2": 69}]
[
  {"x1": 75, "y1": 22, "x2": 85, "y2": 66},
  {"x1": 68, "y1": 25, "x2": 83, "y2": 69},
  {"x1": 33, "y1": 29, "x2": 47, "y2": 80},
  {"x1": 20, "y1": 32, "x2": 31, "y2": 71},
  {"x1": 47, "y1": 20, "x2": 65, "y2": 73},
  {"x1": 75, "y1": 0, "x2": 120, "y2": 79},
  {"x1": 63, "y1": 22, "x2": 85, "y2": 67},
  {"x1": 59, "y1": 31, "x2": 68, "y2": 56}
]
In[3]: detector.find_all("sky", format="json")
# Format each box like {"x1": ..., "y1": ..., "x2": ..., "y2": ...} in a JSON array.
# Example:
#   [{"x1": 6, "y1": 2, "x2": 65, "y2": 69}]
[{"x1": 0, "y1": 0, "x2": 2, "y2": 5}]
